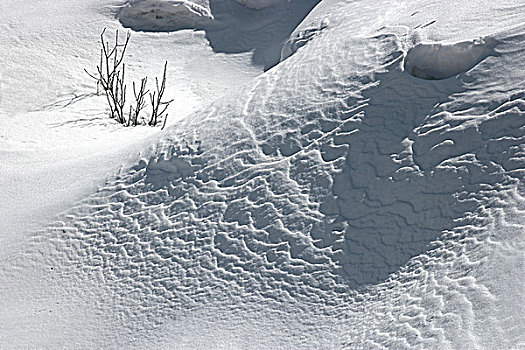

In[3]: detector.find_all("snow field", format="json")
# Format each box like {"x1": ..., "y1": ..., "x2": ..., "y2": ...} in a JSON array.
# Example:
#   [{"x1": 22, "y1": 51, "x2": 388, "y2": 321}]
[
  {"x1": 0, "y1": 0, "x2": 524, "y2": 348},
  {"x1": 0, "y1": 0, "x2": 262, "y2": 250}
]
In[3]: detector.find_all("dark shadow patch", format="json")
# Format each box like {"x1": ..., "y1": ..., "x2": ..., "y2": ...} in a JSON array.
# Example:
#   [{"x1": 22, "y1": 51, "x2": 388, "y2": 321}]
[
  {"x1": 118, "y1": 0, "x2": 321, "y2": 70},
  {"x1": 145, "y1": 155, "x2": 196, "y2": 188},
  {"x1": 144, "y1": 141, "x2": 203, "y2": 189},
  {"x1": 205, "y1": 0, "x2": 320, "y2": 69},
  {"x1": 313, "y1": 42, "x2": 518, "y2": 288}
]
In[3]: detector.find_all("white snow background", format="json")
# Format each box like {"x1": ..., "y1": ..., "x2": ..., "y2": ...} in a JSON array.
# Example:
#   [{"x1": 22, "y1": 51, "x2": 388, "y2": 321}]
[{"x1": 0, "y1": 0, "x2": 524, "y2": 348}]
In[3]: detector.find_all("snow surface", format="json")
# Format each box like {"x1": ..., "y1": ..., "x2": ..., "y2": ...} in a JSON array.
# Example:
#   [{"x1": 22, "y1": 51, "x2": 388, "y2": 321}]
[{"x1": 1, "y1": 0, "x2": 525, "y2": 348}]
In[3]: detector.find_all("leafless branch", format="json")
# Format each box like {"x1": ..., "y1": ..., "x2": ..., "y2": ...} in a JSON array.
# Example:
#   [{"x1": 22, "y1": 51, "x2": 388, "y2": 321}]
[
  {"x1": 149, "y1": 61, "x2": 173, "y2": 127},
  {"x1": 84, "y1": 28, "x2": 130, "y2": 122},
  {"x1": 128, "y1": 77, "x2": 149, "y2": 126}
]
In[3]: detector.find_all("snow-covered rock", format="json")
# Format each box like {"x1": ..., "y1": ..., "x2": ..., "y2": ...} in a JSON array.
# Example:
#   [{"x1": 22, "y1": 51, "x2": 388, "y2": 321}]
[{"x1": 118, "y1": 0, "x2": 213, "y2": 31}]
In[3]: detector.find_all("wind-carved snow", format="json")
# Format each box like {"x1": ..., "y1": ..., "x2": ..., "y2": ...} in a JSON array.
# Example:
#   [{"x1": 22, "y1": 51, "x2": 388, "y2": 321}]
[
  {"x1": 404, "y1": 37, "x2": 498, "y2": 80},
  {"x1": 144, "y1": 144, "x2": 201, "y2": 188},
  {"x1": 280, "y1": 18, "x2": 328, "y2": 61},
  {"x1": 1, "y1": 0, "x2": 525, "y2": 348},
  {"x1": 9, "y1": 23, "x2": 521, "y2": 348}
]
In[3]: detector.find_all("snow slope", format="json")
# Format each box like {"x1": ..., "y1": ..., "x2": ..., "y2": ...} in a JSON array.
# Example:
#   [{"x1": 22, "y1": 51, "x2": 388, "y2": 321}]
[{"x1": 1, "y1": 0, "x2": 525, "y2": 348}]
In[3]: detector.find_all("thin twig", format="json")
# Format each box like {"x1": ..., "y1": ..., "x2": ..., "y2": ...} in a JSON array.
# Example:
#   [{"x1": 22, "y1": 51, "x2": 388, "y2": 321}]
[
  {"x1": 149, "y1": 61, "x2": 174, "y2": 127},
  {"x1": 128, "y1": 77, "x2": 149, "y2": 126}
]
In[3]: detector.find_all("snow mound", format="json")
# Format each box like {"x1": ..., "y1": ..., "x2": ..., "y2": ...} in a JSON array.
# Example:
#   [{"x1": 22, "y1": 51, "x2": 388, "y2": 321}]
[
  {"x1": 118, "y1": 0, "x2": 213, "y2": 31},
  {"x1": 404, "y1": 37, "x2": 498, "y2": 79}
]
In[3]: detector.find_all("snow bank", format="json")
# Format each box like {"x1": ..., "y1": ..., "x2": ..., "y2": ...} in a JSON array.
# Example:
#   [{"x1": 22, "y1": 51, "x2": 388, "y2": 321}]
[
  {"x1": 118, "y1": 0, "x2": 213, "y2": 31},
  {"x1": 404, "y1": 37, "x2": 498, "y2": 79}
]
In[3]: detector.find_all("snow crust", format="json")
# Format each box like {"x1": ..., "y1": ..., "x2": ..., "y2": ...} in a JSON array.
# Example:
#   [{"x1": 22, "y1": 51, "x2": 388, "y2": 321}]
[{"x1": 1, "y1": 0, "x2": 525, "y2": 348}]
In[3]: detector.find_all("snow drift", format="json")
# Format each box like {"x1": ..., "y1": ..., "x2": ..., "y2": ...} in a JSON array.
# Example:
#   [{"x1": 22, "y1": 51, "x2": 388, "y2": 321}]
[
  {"x1": 1, "y1": 0, "x2": 525, "y2": 348},
  {"x1": 280, "y1": 18, "x2": 328, "y2": 61}
]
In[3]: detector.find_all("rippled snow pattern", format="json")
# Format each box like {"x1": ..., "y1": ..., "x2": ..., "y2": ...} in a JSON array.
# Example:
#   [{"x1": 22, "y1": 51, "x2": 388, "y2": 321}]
[{"x1": 9, "y1": 2, "x2": 525, "y2": 349}]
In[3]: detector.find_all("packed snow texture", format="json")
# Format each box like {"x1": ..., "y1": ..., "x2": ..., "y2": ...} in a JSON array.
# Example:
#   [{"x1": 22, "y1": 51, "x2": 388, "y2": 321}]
[
  {"x1": 1, "y1": 0, "x2": 525, "y2": 348},
  {"x1": 404, "y1": 37, "x2": 498, "y2": 79}
]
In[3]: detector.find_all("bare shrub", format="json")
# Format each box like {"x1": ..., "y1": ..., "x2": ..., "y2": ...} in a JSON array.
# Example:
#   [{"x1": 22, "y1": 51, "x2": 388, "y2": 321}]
[{"x1": 85, "y1": 29, "x2": 173, "y2": 128}]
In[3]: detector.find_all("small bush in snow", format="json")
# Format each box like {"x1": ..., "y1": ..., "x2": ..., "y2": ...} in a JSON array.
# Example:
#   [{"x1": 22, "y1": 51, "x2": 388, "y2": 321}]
[{"x1": 85, "y1": 29, "x2": 172, "y2": 128}]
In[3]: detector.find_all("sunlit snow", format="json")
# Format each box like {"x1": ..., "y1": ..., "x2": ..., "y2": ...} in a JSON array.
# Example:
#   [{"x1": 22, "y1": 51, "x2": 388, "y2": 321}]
[{"x1": 1, "y1": 0, "x2": 524, "y2": 348}]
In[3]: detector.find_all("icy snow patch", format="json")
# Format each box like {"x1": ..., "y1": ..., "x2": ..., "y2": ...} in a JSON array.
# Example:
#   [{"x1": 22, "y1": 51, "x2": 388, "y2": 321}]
[
  {"x1": 118, "y1": 0, "x2": 213, "y2": 31},
  {"x1": 404, "y1": 37, "x2": 498, "y2": 80}
]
